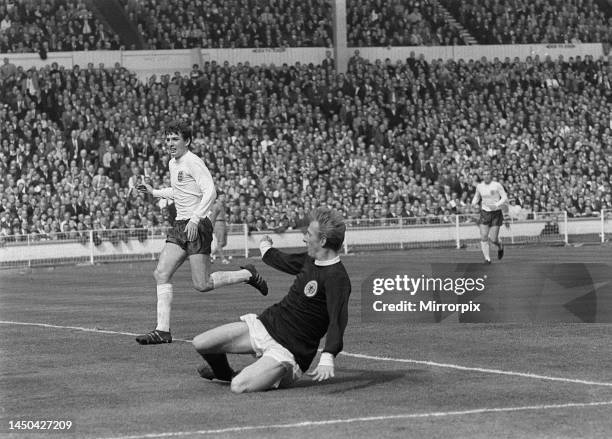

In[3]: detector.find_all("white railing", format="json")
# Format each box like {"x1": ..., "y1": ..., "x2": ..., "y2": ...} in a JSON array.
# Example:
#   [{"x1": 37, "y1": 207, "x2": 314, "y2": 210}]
[
  {"x1": 604, "y1": 209, "x2": 612, "y2": 244},
  {"x1": 0, "y1": 210, "x2": 609, "y2": 269}
]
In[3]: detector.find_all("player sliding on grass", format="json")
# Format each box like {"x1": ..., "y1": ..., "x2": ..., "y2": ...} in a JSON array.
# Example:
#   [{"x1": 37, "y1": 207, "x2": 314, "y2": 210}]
[
  {"x1": 192, "y1": 207, "x2": 352, "y2": 393},
  {"x1": 134, "y1": 120, "x2": 268, "y2": 345},
  {"x1": 471, "y1": 168, "x2": 508, "y2": 264}
]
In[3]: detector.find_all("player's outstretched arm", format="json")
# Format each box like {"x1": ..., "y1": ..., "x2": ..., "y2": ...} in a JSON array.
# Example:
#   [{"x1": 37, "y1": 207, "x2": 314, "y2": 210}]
[
  {"x1": 471, "y1": 187, "x2": 481, "y2": 207},
  {"x1": 136, "y1": 183, "x2": 154, "y2": 195},
  {"x1": 137, "y1": 183, "x2": 173, "y2": 199},
  {"x1": 259, "y1": 235, "x2": 307, "y2": 275}
]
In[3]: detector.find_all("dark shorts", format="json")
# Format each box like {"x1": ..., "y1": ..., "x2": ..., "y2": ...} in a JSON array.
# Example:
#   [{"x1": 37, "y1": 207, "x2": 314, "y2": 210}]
[
  {"x1": 166, "y1": 218, "x2": 213, "y2": 255},
  {"x1": 478, "y1": 210, "x2": 504, "y2": 227}
]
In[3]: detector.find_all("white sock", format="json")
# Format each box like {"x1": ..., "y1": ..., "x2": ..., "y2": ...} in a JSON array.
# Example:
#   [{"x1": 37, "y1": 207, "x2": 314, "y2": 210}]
[
  {"x1": 155, "y1": 283, "x2": 173, "y2": 332},
  {"x1": 210, "y1": 269, "x2": 251, "y2": 289},
  {"x1": 480, "y1": 241, "x2": 490, "y2": 261}
]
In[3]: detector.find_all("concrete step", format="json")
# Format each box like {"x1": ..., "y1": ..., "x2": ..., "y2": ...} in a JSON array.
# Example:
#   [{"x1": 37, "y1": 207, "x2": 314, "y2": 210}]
[{"x1": 431, "y1": 0, "x2": 478, "y2": 45}]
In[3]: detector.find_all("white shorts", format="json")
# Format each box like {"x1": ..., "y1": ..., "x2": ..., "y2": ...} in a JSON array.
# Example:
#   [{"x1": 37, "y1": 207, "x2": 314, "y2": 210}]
[{"x1": 240, "y1": 313, "x2": 302, "y2": 388}]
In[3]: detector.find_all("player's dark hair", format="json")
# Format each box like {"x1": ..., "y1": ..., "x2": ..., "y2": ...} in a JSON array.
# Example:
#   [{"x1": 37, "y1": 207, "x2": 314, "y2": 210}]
[
  {"x1": 166, "y1": 120, "x2": 192, "y2": 144},
  {"x1": 310, "y1": 207, "x2": 345, "y2": 252}
]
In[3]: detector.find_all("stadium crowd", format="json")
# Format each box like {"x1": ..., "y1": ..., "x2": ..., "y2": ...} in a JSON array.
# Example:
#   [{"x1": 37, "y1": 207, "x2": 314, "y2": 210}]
[
  {"x1": 122, "y1": 0, "x2": 333, "y2": 49},
  {"x1": 440, "y1": 0, "x2": 612, "y2": 45},
  {"x1": 347, "y1": 0, "x2": 466, "y2": 46},
  {"x1": 2, "y1": 0, "x2": 611, "y2": 53},
  {"x1": 0, "y1": 51, "x2": 611, "y2": 243},
  {"x1": 0, "y1": 0, "x2": 121, "y2": 54}
]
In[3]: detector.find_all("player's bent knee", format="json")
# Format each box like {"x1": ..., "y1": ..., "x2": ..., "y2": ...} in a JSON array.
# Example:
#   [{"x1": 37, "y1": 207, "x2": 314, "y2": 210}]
[
  {"x1": 230, "y1": 375, "x2": 254, "y2": 394},
  {"x1": 191, "y1": 331, "x2": 221, "y2": 353},
  {"x1": 230, "y1": 380, "x2": 246, "y2": 394},
  {"x1": 154, "y1": 269, "x2": 170, "y2": 284},
  {"x1": 191, "y1": 334, "x2": 207, "y2": 352},
  {"x1": 193, "y1": 280, "x2": 214, "y2": 292}
]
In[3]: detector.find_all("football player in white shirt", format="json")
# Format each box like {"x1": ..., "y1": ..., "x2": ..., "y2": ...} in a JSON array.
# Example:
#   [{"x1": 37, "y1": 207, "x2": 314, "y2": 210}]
[
  {"x1": 471, "y1": 168, "x2": 508, "y2": 264},
  {"x1": 135, "y1": 120, "x2": 268, "y2": 345}
]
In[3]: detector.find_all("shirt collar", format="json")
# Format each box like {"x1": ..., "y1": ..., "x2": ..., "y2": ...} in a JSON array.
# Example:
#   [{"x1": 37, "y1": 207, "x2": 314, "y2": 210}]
[{"x1": 314, "y1": 255, "x2": 340, "y2": 266}]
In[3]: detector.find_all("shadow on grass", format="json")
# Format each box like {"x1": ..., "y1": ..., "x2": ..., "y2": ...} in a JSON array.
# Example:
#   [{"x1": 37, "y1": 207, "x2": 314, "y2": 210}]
[
  {"x1": 290, "y1": 367, "x2": 430, "y2": 393},
  {"x1": 193, "y1": 367, "x2": 429, "y2": 395}
]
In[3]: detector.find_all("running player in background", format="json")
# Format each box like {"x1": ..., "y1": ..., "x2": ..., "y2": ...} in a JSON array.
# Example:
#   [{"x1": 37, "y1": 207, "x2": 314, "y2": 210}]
[
  {"x1": 192, "y1": 207, "x2": 351, "y2": 393},
  {"x1": 209, "y1": 192, "x2": 230, "y2": 264},
  {"x1": 471, "y1": 168, "x2": 508, "y2": 264},
  {"x1": 135, "y1": 120, "x2": 268, "y2": 345}
]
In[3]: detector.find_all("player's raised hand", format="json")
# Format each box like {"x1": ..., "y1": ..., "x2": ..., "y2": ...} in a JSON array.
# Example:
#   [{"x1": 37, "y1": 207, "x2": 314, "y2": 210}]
[
  {"x1": 137, "y1": 183, "x2": 153, "y2": 194},
  {"x1": 260, "y1": 235, "x2": 273, "y2": 246},
  {"x1": 185, "y1": 221, "x2": 199, "y2": 241}
]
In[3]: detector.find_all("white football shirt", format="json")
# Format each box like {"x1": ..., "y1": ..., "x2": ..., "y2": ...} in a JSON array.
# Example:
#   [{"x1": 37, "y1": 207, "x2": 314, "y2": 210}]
[
  {"x1": 152, "y1": 151, "x2": 216, "y2": 223},
  {"x1": 472, "y1": 181, "x2": 508, "y2": 212}
]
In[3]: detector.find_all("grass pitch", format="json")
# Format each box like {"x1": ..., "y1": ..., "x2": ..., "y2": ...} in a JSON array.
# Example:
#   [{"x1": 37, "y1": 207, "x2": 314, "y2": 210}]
[{"x1": 1, "y1": 246, "x2": 612, "y2": 438}]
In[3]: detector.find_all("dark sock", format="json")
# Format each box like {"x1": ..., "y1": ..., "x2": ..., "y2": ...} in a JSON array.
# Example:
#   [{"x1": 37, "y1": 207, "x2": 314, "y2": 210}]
[{"x1": 202, "y1": 353, "x2": 234, "y2": 381}]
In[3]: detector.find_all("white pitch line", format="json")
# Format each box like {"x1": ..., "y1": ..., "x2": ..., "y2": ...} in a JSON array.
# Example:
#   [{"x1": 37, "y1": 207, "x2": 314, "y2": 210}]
[
  {"x1": 339, "y1": 351, "x2": 612, "y2": 388},
  {"x1": 101, "y1": 400, "x2": 612, "y2": 439},
  {"x1": 0, "y1": 320, "x2": 192, "y2": 342},
  {"x1": 1, "y1": 320, "x2": 612, "y2": 387}
]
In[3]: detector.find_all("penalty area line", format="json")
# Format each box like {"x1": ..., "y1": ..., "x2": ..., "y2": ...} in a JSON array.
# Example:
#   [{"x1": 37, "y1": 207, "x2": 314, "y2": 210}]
[
  {"x1": 102, "y1": 400, "x2": 612, "y2": 439},
  {"x1": 1, "y1": 320, "x2": 611, "y2": 387}
]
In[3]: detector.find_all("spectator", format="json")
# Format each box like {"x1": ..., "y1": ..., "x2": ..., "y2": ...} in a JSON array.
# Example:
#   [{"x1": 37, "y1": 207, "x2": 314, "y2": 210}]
[
  {"x1": 440, "y1": 0, "x2": 612, "y2": 45},
  {"x1": 0, "y1": 0, "x2": 116, "y2": 53},
  {"x1": 348, "y1": 0, "x2": 466, "y2": 46},
  {"x1": 0, "y1": 57, "x2": 17, "y2": 79},
  {"x1": 124, "y1": 0, "x2": 333, "y2": 49}
]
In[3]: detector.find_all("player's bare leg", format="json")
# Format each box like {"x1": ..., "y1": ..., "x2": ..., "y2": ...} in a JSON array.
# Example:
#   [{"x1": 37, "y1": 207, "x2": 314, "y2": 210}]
[
  {"x1": 189, "y1": 254, "x2": 268, "y2": 295},
  {"x1": 217, "y1": 246, "x2": 229, "y2": 264},
  {"x1": 192, "y1": 322, "x2": 253, "y2": 353},
  {"x1": 192, "y1": 322, "x2": 253, "y2": 381},
  {"x1": 210, "y1": 236, "x2": 218, "y2": 263},
  {"x1": 212, "y1": 229, "x2": 229, "y2": 264},
  {"x1": 230, "y1": 356, "x2": 289, "y2": 394},
  {"x1": 136, "y1": 243, "x2": 187, "y2": 344},
  {"x1": 488, "y1": 225, "x2": 504, "y2": 260},
  {"x1": 479, "y1": 224, "x2": 491, "y2": 264},
  {"x1": 218, "y1": 231, "x2": 229, "y2": 264},
  {"x1": 189, "y1": 254, "x2": 217, "y2": 291}
]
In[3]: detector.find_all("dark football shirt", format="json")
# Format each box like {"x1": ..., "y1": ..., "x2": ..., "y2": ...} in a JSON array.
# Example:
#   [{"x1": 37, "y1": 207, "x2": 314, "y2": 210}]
[{"x1": 258, "y1": 248, "x2": 352, "y2": 372}]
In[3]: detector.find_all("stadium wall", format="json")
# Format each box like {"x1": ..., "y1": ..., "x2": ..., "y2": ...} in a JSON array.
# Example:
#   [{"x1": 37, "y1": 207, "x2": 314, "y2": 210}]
[
  {"x1": 355, "y1": 43, "x2": 605, "y2": 63},
  {"x1": 1, "y1": 215, "x2": 608, "y2": 268},
  {"x1": 4, "y1": 44, "x2": 605, "y2": 80},
  {"x1": 4, "y1": 48, "x2": 330, "y2": 80}
]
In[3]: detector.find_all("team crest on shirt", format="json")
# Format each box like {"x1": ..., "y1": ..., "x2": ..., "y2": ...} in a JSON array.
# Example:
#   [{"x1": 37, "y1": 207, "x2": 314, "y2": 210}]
[
  {"x1": 304, "y1": 280, "x2": 318, "y2": 297},
  {"x1": 178, "y1": 171, "x2": 184, "y2": 182}
]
